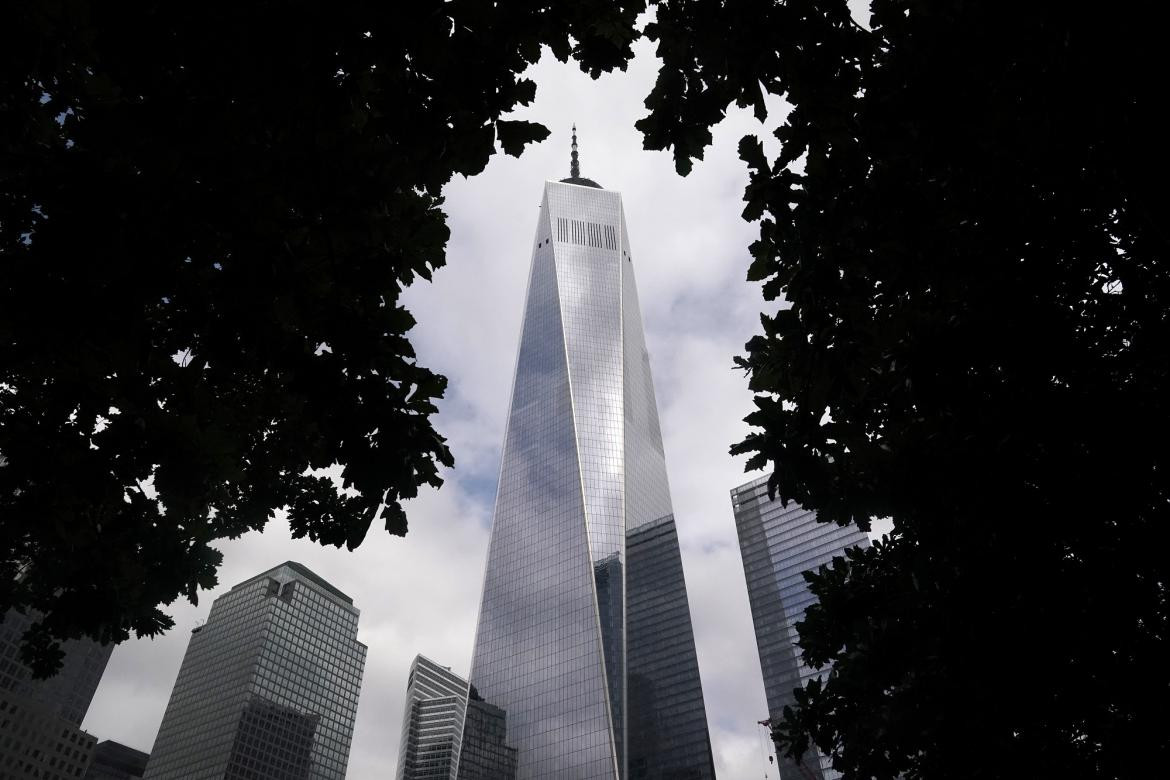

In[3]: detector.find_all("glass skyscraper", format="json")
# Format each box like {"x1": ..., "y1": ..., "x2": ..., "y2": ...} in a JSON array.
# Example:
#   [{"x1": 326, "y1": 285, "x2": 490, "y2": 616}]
[
  {"x1": 144, "y1": 561, "x2": 366, "y2": 780},
  {"x1": 731, "y1": 474, "x2": 871, "y2": 780},
  {"x1": 395, "y1": 655, "x2": 469, "y2": 780},
  {"x1": 466, "y1": 135, "x2": 715, "y2": 779}
]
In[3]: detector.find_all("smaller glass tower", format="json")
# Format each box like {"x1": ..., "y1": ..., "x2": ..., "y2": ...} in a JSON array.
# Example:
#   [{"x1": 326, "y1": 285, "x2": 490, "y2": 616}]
[
  {"x1": 395, "y1": 655, "x2": 469, "y2": 780},
  {"x1": 731, "y1": 474, "x2": 870, "y2": 780},
  {"x1": 144, "y1": 562, "x2": 366, "y2": 780}
]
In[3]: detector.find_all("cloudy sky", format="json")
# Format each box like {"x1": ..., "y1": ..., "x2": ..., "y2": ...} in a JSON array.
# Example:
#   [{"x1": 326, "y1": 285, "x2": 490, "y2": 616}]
[{"x1": 83, "y1": 11, "x2": 873, "y2": 776}]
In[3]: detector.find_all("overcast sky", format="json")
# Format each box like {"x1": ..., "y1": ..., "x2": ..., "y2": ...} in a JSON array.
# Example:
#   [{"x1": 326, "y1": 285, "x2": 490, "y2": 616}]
[{"x1": 83, "y1": 13, "x2": 874, "y2": 776}]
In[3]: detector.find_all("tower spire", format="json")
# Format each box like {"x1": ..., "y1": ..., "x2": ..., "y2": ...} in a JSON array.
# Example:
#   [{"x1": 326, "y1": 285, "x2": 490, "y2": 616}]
[
  {"x1": 570, "y1": 124, "x2": 580, "y2": 179},
  {"x1": 559, "y1": 124, "x2": 601, "y2": 187}
]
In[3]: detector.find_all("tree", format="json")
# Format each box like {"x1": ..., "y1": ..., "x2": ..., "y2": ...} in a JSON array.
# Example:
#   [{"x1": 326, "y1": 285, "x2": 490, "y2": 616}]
[
  {"x1": 0, "y1": 0, "x2": 644, "y2": 675},
  {"x1": 641, "y1": 1, "x2": 1169, "y2": 777}
]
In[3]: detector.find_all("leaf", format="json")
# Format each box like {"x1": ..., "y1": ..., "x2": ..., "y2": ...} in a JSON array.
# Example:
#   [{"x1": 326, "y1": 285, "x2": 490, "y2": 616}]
[{"x1": 496, "y1": 120, "x2": 550, "y2": 158}]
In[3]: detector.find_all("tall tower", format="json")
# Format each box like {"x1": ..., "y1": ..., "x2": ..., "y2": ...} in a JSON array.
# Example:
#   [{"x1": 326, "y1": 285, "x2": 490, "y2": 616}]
[
  {"x1": 144, "y1": 562, "x2": 366, "y2": 780},
  {"x1": 466, "y1": 132, "x2": 715, "y2": 779},
  {"x1": 731, "y1": 474, "x2": 871, "y2": 780}
]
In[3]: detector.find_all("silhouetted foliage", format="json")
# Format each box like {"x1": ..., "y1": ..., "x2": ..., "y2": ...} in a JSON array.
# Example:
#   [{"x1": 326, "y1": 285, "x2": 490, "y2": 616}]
[
  {"x1": 0, "y1": 0, "x2": 644, "y2": 675},
  {"x1": 642, "y1": 1, "x2": 1169, "y2": 777}
]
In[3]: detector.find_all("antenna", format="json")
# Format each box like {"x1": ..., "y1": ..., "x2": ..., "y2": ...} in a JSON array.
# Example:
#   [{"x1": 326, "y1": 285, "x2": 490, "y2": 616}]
[{"x1": 570, "y1": 124, "x2": 580, "y2": 179}]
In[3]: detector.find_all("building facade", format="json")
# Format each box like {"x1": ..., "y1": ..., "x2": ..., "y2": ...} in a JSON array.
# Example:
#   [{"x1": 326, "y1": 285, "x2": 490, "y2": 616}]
[
  {"x1": 84, "y1": 740, "x2": 150, "y2": 779},
  {"x1": 0, "y1": 609, "x2": 113, "y2": 727},
  {"x1": 395, "y1": 655, "x2": 469, "y2": 780},
  {"x1": 731, "y1": 474, "x2": 871, "y2": 780},
  {"x1": 0, "y1": 694, "x2": 97, "y2": 779},
  {"x1": 0, "y1": 607, "x2": 112, "y2": 779},
  {"x1": 143, "y1": 562, "x2": 366, "y2": 780},
  {"x1": 465, "y1": 138, "x2": 716, "y2": 779}
]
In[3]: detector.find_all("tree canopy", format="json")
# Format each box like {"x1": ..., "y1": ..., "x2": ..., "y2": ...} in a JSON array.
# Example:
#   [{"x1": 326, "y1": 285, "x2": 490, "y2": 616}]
[
  {"x1": 0, "y1": 0, "x2": 644, "y2": 674},
  {"x1": 641, "y1": 0, "x2": 1169, "y2": 777},
  {"x1": 5, "y1": 2, "x2": 1168, "y2": 775}
]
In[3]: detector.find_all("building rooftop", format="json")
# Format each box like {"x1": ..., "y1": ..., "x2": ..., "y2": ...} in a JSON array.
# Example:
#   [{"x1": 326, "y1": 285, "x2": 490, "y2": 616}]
[
  {"x1": 237, "y1": 561, "x2": 354, "y2": 605},
  {"x1": 558, "y1": 175, "x2": 603, "y2": 189}
]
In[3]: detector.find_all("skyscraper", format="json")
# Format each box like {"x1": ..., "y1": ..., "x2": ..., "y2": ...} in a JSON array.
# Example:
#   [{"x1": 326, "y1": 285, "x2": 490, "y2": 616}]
[
  {"x1": 731, "y1": 474, "x2": 871, "y2": 780},
  {"x1": 0, "y1": 607, "x2": 112, "y2": 778},
  {"x1": 144, "y1": 561, "x2": 366, "y2": 780},
  {"x1": 395, "y1": 655, "x2": 469, "y2": 780},
  {"x1": 465, "y1": 132, "x2": 715, "y2": 779}
]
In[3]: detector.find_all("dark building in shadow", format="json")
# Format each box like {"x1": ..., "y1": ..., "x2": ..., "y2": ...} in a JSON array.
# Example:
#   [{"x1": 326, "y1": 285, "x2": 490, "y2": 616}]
[
  {"x1": 84, "y1": 740, "x2": 150, "y2": 779},
  {"x1": 626, "y1": 515, "x2": 716, "y2": 779},
  {"x1": 0, "y1": 607, "x2": 113, "y2": 779},
  {"x1": 227, "y1": 698, "x2": 318, "y2": 780},
  {"x1": 456, "y1": 687, "x2": 517, "y2": 780}
]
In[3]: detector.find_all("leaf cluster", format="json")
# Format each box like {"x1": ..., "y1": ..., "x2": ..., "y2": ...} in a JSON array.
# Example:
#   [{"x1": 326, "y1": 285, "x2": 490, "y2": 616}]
[
  {"x1": 642, "y1": 1, "x2": 1170, "y2": 777},
  {"x1": 0, "y1": 0, "x2": 644, "y2": 675}
]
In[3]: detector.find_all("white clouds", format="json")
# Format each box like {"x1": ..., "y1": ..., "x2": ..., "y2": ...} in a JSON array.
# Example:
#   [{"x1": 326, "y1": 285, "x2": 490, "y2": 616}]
[
  {"x1": 713, "y1": 727, "x2": 781, "y2": 779},
  {"x1": 85, "y1": 39, "x2": 787, "y2": 778}
]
